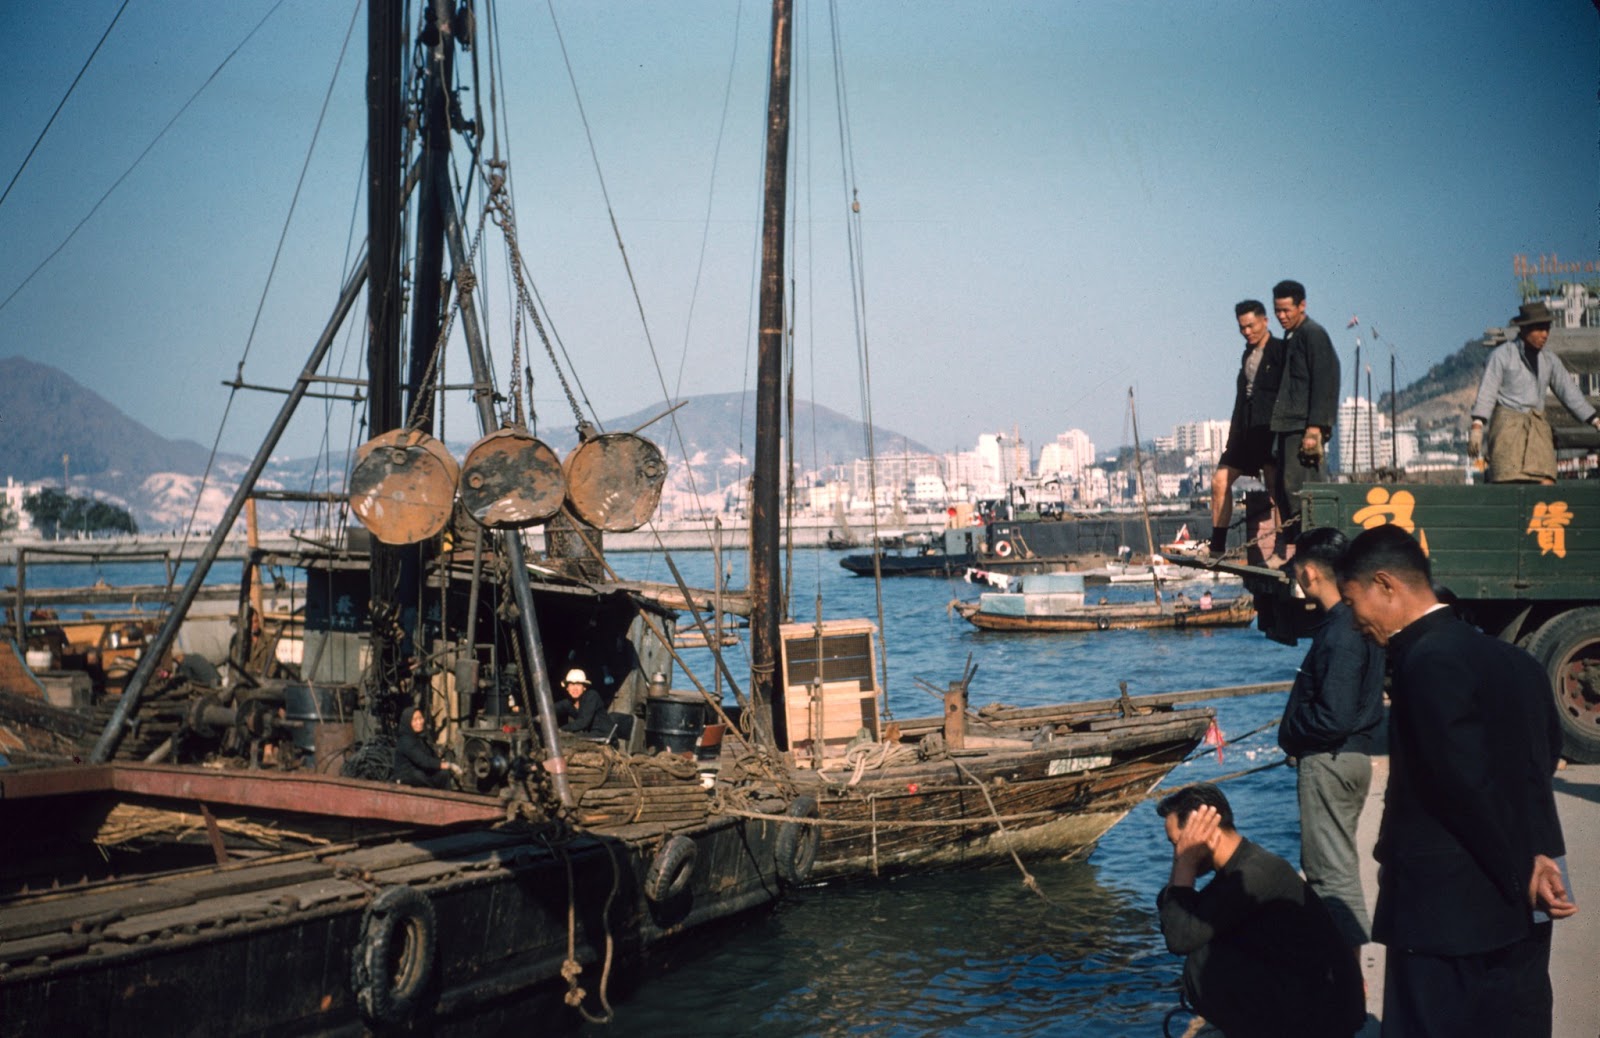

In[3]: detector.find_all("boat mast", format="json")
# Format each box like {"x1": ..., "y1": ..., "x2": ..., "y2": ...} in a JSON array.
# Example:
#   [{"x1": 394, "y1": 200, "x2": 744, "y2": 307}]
[
  {"x1": 1127, "y1": 387, "x2": 1163, "y2": 608},
  {"x1": 365, "y1": 0, "x2": 415, "y2": 690},
  {"x1": 748, "y1": 0, "x2": 793, "y2": 748}
]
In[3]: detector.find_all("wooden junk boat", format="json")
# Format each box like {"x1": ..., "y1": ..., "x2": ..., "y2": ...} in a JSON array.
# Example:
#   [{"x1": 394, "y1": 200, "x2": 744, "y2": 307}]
[
  {"x1": 712, "y1": 10, "x2": 1216, "y2": 882},
  {"x1": 0, "y1": 5, "x2": 802, "y2": 1033},
  {"x1": 950, "y1": 572, "x2": 1256, "y2": 633}
]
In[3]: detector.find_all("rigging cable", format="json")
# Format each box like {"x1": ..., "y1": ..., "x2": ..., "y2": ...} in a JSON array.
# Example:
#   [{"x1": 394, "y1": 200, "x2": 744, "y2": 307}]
[
  {"x1": 0, "y1": 0, "x2": 294, "y2": 317},
  {"x1": 668, "y1": 0, "x2": 749, "y2": 532},
  {"x1": 172, "y1": 0, "x2": 364, "y2": 579},
  {"x1": 543, "y1": 0, "x2": 731, "y2": 554},
  {"x1": 0, "y1": 0, "x2": 130, "y2": 213},
  {"x1": 825, "y1": 0, "x2": 892, "y2": 713}
]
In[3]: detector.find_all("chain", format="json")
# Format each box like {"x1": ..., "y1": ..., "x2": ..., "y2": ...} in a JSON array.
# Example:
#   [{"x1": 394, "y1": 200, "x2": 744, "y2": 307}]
[{"x1": 485, "y1": 165, "x2": 585, "y2": 427}]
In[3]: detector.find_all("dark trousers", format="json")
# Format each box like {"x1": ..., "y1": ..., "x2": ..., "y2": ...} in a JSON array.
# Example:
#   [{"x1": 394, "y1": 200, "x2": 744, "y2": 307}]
[
  {"x1": 1272, "y1": 430, "x2": 1323, "y2": 538},
  {"x1": 1381, "y1": 925, "x2": 1553, "y2": 1037}
]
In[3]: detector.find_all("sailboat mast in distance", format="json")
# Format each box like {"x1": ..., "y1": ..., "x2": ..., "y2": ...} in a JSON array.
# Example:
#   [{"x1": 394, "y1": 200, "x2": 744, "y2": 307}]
[{"x1": 749, "y1": 0, "x2": 793, "y2": 748}]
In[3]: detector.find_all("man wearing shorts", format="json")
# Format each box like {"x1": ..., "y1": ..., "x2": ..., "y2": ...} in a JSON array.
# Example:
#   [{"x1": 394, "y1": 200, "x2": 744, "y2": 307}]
[{"x1": 1209, "y1": 299, "x2": 1284, "y2": 556}]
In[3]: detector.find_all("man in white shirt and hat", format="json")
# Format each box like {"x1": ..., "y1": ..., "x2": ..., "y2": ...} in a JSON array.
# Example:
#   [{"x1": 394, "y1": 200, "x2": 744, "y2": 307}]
[{"x1": 1469, "y1": 300, "x2": 1600, "y2": 484}]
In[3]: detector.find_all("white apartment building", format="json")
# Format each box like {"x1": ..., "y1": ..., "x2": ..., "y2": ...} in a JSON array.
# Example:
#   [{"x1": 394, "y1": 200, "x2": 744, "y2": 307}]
[
  {"x1": 1335, "y1": 396, "x2": 1397, "y2": 474},
  {"x1": 1037, "y1": 429, "x2": 1096, "y2": 482},
  {"x1": 1174, "y1": 419, "x2": 1231, "y2": 466},
  {"x1": 3, "y1": 477, "x2": 36, "y2": 534},
  {"x1": 850, "y1": 454, "x2": 944, "y2": 504},
  {"x1": 976, "y1": 432, "x2": 1031, "y2": 491}
]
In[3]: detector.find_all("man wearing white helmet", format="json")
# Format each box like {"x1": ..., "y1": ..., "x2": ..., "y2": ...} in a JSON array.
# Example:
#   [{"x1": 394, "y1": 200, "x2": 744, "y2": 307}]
[{"x1": 554, "y1": 667, "x2": 633, "y2": 742}]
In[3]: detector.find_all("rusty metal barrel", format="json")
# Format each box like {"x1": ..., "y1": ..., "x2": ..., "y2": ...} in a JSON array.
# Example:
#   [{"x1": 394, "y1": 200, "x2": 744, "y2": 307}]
[
  {"x1": 563, "y1": 433, "x2": 667, "y2": 532},
  {"x1": 348, "y1": 429, "x2": 460, "y2": 544},
  {"x1": 457, "y1": 427, "x2": 566, "y2": 529}
]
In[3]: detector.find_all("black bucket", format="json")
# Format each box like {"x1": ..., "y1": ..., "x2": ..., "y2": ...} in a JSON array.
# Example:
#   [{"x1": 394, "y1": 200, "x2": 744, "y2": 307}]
[
  {"x1": 282, "y1": 683, "x2": 359, "y2": 773},
  {"x1": 645, "y1": 694, "x2": 706, "y2": 755}
]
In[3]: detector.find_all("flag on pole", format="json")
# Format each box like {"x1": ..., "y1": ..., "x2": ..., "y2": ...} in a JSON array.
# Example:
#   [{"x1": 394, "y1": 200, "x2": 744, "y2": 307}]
[{"x1": 1346, "y1": 315, "x2": 1360, "y2": 328}]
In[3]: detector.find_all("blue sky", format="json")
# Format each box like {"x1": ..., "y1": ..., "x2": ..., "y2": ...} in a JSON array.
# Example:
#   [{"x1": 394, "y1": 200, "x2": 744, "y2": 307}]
[{"x1": 1, "y1": 0, "x2": 1596, "y2": 470}]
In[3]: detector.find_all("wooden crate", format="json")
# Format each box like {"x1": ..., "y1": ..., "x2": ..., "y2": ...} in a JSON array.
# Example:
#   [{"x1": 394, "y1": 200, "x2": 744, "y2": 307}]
[{"x1": 778, "y1": 619, "x2": 880, "y2": 766}]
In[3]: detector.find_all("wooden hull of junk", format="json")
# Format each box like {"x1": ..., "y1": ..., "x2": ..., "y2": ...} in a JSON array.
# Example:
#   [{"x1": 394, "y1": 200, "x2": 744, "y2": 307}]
[
  {"x1": 797, "y1": 707, "x2": 1210, "y2": 880},
  {"x1": 0, "y1": 757, "x2": 791, "y2": 1035},
  {"x1": 952, "y1": 595, "x2": 1255, "y2": 632},
  {"x1": 763, "y1": 620, "x2": 1213, "y2": 881}
]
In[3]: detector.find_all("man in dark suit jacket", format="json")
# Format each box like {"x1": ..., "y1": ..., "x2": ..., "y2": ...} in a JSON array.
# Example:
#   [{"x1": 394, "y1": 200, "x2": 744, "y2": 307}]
[
  {"x1": 1335, "y1": 524, "x2": 1575, "y2": 1036},
  {"x1": 1269, "y1": 279, "x2": 1340, "y2": 543}
]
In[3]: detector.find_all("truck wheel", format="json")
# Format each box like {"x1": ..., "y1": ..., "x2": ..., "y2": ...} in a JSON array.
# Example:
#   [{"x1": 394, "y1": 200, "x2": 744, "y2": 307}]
[{"x1": 1523, "y1": 607, "x2": 1600, "y2": 764}]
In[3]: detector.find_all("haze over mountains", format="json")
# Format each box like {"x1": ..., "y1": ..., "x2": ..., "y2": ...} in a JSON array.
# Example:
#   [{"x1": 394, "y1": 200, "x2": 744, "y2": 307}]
[
  {"x1": 0, "y1": 358, "x2": 932, "y2": 531},
  {"x1": 0, "y1": 347, "x2": 1487, "y2": 533}
]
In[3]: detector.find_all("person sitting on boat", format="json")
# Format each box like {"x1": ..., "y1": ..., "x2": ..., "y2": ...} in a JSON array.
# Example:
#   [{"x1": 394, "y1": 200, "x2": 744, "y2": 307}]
[
  {"x1": 1199, "y1": 590, "x2": 1213, "y2": 611},
  {"x1": 555, "y1": 668, "x2": 635, "y2": 744},
  {"x1": 392, "y1": 706, "x2": 460, "y2": 790},
  {"x1": 170, "y1": 648, "x2": 221, "y2": 688},
  {"x1": 1157, "y1": 783, "x2": 1364, "y2": 1038},
  {"x1": 1468, "y1": 300, "x2": 1600, "y2": 484}
]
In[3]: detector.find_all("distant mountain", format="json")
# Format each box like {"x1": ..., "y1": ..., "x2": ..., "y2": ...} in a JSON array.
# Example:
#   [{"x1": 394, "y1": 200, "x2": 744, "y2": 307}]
[
  {"x1": 0, "y1": 360, "x2": 927, "y2": 530},
  {"x1": 0, "y1": 356, "x2": 256, "y2": 530},
  {"x1": 0, "y1": 357, "x2": 228, "y2": 481}
]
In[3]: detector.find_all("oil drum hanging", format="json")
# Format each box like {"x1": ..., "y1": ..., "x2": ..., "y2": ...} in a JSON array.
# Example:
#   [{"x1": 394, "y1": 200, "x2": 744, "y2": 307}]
[
  {"x1": 457, "y1": 427, "x2": 566, "y2": 529},
  {"x1": 563, "y1": 432, "x2": 668, "y2": 532},
  {"x1": 348, "y1": 429, "x2": 460, "y2": 544}
]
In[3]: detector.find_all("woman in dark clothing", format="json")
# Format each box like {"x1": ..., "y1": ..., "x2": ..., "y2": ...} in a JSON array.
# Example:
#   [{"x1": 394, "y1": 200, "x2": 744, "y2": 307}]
[{"x1": 392, "y1": 706, "x2": 458, "y2": 789}]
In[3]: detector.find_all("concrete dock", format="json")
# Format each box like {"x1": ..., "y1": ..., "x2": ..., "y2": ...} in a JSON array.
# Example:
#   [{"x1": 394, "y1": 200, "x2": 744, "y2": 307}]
[{"x1": 1355, "y1": 756, "x2": 1600, "y2": 1036}]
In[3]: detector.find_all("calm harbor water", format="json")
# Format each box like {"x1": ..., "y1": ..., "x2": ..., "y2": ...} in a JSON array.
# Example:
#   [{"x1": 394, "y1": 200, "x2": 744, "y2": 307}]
[
  {"x1": 597, "y1": 549, "x2": 1303, "y2": 1037},
  {"x1": 5, "y1": 547, "x2": 1306, "y2": 1035}
]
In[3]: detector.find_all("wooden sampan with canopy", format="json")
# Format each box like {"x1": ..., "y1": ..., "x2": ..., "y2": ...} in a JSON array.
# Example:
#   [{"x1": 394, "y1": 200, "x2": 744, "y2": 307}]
[
  {"x1": 348, "y1": 429, "x2": 460, "y2": 544},
  {"x1": 457, "y1": 427, "x2": 567, "y2": 529},
  {"x1": 563, "y1": 432, "x2": 667, "y2": 532}
]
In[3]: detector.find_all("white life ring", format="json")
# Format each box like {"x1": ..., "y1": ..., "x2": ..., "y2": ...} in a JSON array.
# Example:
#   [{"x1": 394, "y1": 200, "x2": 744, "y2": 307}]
[{"x1": 994, "y1": 540, "x2": 1013, "y2": 558}]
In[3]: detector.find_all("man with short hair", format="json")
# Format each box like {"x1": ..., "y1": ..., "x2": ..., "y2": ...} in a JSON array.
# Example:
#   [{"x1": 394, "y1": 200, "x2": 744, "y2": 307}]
[
  {"x1": 1335, "y1": 524, "x2": 1576, "y2": 1035},
  {"x1": 1278, "y1": 526, "x2": 1384, "y2": 954},
  {"x1": 1209, "y1": 300, "x2": 1284, "y2": 556},
  {"x1": 1269, "y1": 280, "x2": 1340, "y2": 543},
  {"x1": 1156, "y1": 782, "x2": 1364, "y2": 1038},
  {"x1": 1469, "y1": 299, "x2": 1600, "y2": 485}
]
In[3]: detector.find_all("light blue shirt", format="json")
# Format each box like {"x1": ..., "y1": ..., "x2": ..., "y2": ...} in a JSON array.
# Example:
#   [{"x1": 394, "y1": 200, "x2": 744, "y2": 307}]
[{"x1": 1471, "y1": 338, "x2": 1595, "y2": 425}]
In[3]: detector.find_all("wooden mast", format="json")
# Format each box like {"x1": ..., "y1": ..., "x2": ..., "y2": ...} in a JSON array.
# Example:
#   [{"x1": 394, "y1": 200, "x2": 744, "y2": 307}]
[
  {"x1": 748, "y1": 0, "x2": 793, "y2": 748},
  {"x1": 1128, "y1": 387, "x2": 1164, "y2": 609}
]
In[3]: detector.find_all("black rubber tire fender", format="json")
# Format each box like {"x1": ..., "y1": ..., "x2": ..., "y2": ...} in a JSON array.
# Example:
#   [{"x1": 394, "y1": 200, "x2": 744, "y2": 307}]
[
  {"x1": 1521, "y1": 606, "x2": 1600, "y2": 764},
  {"x1": 1096, "y1": 616, "x2": 1110, "y2": 631},
  {"x1": 775, "y1": 795, "x2": 821, "y2": 885},
  {"x1": 644, "y1": 834, "x2": 698, "y2": 902},
  {"x1": 351, "y1": 884, "x2": 438, "y2": 1027}
]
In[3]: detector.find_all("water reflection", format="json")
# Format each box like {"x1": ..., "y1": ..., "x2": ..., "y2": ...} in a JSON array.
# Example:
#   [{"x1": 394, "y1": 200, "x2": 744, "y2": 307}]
[{"x1": 583, "y1": 855, "x2": 1178, "y2": 1038}]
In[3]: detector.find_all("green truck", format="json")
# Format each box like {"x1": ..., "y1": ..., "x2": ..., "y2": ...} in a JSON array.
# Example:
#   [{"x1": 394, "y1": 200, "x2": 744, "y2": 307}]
[{"x1": 1224, "y1": 481, "x2": 1600, "y2": 764}]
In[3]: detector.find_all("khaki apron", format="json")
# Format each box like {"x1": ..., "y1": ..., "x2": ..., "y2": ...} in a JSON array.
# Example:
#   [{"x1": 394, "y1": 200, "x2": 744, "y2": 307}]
[{"x1": 1487, "y1": 405, "x2": 1556, "y2": 483}]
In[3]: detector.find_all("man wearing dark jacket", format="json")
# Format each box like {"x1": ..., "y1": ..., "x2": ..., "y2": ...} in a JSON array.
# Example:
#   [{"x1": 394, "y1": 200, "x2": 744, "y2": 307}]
[
  {"x1": 1269, "y1": 280, "x2": 1340, "y2": 543},
  {"x1": 1336, "y1": 524, "x2": 1575, "y2": 1036},
  {"x1": 1157, "y1": 783, "x2": 1365, "y2": 1038},
  {"x1": 1209, "y1": 299, "x2": 1285, "y2": 556},
  {"x1": 1279, "y1": 526, "x2": 1385, "y2": 952}
]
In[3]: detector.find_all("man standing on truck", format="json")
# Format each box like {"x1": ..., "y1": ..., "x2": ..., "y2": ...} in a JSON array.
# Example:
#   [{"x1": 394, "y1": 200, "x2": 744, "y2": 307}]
[
  {"x1": 1269, "y1": 280, "x2": 1340, "y2": 549},
  {"x1": 1335, "y1": 524, "x2": 1576, "y2": 1035},
  {"x1": 1469, "y1": 299, "x2": 1600, "y2": 484},
  {"x1": 1209, "y1": 299, "x2": 1284, "y2": 557},
  {"x1": 1278, "y1": 527, "x2": 1384, "y2": 956}
]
